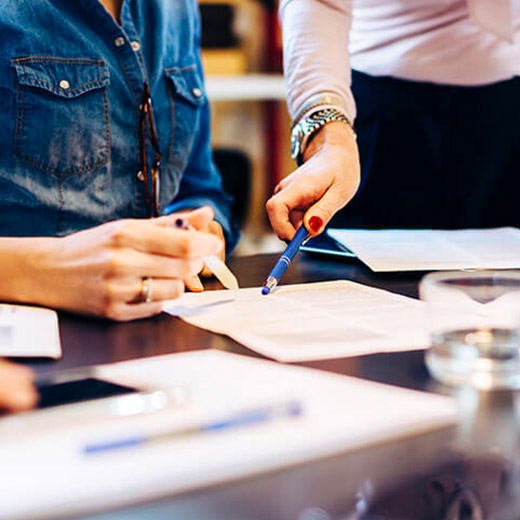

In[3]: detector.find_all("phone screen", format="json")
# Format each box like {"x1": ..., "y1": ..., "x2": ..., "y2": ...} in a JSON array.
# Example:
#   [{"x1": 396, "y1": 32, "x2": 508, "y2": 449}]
[
  {"x1": 36, "y1": 378, "x2": 139, "y2": 409},
  {"x1": 301, "y1": 232, "x2": 355, "y2": 258}
]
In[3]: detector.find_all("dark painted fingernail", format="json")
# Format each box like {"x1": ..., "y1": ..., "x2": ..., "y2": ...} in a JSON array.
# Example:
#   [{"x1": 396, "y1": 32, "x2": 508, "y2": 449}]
[{"x1": 308, "y1": 216, "x2": 323, "y2": 233}]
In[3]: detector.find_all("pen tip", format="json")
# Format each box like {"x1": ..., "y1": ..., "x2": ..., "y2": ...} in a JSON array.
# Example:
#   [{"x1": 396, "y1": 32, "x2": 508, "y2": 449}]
[{"x1": 261, "y1": 287, "x2": 270, "y2": 295}]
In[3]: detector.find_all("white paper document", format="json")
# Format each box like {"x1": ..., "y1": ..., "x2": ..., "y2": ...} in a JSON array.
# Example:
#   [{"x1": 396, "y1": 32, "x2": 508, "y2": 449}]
[
  {"x1": 0, "y1": 304, "x2": 61, "y2": 358},
  {"x1": 164, "y1": 280, "x2": 428, "y2": 361},
  {"x1": 0, "y1": 351, "x2": 457, "y2": 519},
  {"x1": 328, "y1": 227, "x2": 520, "y2": 272}
]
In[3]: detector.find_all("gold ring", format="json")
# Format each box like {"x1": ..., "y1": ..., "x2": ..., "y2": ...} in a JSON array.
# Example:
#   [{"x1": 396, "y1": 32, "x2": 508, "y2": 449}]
[{"x1": 140, "y1": 277, "x2": 153, "y2": 303}]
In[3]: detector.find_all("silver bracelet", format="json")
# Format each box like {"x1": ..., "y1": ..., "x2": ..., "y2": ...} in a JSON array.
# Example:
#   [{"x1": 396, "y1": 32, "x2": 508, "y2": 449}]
[
  {"x1": 292, "y1": 91, "x2": 354, "y2": 129},
  {"x1": 290, "y1": 107, "x2": 353, "y2": 166}
]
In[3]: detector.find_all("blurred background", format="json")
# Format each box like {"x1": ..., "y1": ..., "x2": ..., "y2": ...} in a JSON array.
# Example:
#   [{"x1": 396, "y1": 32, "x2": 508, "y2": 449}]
[{"x1": 199, "y1": 0, "x2": 292, "y2": 255}]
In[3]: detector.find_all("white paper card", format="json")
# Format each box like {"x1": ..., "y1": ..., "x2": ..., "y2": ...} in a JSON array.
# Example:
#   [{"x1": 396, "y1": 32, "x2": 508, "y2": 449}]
[
  {"x1": 164, "y1": 280, "x2": 428, "y2": 361},
  {"x1": 328, "y1": 227, "x2": 520, "y2": 272},
  {"x1": 0, "y1": 351, "x2": 457, "y2": 519},
  {"x1": 0, "y1": 304, "x2": 61, "y2": 358}
]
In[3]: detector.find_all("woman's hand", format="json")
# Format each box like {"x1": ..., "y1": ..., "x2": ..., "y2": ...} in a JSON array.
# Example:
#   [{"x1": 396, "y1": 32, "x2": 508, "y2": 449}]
[
  {"x1": 266, "y1": 122, "x2": 360, "y2": 240},
  {"x1": 0, "y1": 360, "x2": 37, "y2": 412},
  {"x1": 27, "y1": 206, "x2": 222, "y2": 321}
]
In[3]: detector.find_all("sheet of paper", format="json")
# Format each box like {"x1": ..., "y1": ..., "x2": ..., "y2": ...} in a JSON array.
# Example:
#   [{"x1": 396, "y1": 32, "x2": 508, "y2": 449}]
[
  {"x1": 0, "y1": 304, "x2": 61, "y2": 358},
  {"x1": 0, "y1": 351, "x2": 457, "y2": 519},
  {"x1": 328, "y1": 227, "x2": 520, "y2": 272},
  {"x1": 164, "y1": 280, "x2": 428, "y2": 361}
]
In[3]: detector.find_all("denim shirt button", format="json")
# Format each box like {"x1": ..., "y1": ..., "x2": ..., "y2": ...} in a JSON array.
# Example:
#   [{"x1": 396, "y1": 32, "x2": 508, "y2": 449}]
[
  {"x1": 137, "y1": 170, "x2": 145, "y2": 182},
  {"x1": 131, "y1": 41, "x2": 141, "y2": 51},
  {"x1": 114, "y1": 36, "x2": 125, "y2": 47},
  {"x1": 59, "y1": 80, "x2": 70, "y2": 90},
  {"x1": 192, "y1": 88, "x2": 202, "y2": 98}
]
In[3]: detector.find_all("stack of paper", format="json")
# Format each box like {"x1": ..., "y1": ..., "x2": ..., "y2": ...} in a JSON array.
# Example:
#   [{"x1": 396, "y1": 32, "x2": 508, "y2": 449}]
[
  {"x1": 0, "y1": 351, "x2": 457, "y2": 519},
  {"x1": 165, "y1": 280, "x2": 428, "y2": 361},
  {"x1": 328, "y1": 227, "x2": 520, "y2": 272},
  {"x1": 0, "y1": 304, "x2": 61, "y2": 358}
]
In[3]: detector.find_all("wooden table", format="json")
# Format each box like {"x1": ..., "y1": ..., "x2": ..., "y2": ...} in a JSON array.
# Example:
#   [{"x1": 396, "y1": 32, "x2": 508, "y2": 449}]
[{"x1": 28, "y1": 254, "x2": 520, "y2": 520}]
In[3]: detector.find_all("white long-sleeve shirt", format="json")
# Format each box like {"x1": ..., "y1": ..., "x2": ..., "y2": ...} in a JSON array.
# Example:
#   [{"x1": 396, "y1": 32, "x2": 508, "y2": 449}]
[{"x1": 280, "y1": 0, "x2": 520, "y2": 122}]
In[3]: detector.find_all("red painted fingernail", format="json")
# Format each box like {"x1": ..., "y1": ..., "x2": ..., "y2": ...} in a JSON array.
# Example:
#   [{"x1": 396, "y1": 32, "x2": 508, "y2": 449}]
[{"x1": 308, "y1": 216, "x2": 323, "y2": 233}]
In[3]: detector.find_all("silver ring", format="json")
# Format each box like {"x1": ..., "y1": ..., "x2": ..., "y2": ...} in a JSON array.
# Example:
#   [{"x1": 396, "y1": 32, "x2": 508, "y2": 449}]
[{"x1": 140, "y1": 277, "x2": 153, "y2": 303}]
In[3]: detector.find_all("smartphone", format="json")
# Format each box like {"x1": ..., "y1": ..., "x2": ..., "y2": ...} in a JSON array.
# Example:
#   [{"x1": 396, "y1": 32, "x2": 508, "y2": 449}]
[
  {"x1": 301, "y1": 231, "x2": 356, "y2": 259},
  {"x1": 0, "y1": 370, "x2": 175, "y2": 433},
  {"x1": 36, "y1": 376, "x2": 140, "y2": 409}
]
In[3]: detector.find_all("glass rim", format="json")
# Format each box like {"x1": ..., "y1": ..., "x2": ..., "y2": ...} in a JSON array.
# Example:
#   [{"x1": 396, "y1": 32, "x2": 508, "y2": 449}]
[{"x1": 420, "y1": 270, "x2": 520, "y2": 290}]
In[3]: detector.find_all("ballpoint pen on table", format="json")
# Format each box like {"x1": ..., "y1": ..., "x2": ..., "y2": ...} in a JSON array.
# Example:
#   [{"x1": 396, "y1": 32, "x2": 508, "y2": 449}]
[
  {"x1": 174, "y1": 217, "x2": 239, "y2": 290},
  {"x1": 83, "y1": 400, "x2": 302, "y2": 454},
  {"x1": 262, "y1": 225, "x2": 310, "y2": 295}
]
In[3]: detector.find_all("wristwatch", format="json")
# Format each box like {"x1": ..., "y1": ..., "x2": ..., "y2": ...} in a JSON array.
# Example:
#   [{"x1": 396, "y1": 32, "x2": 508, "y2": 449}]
[{"x1": 290, "y1": 107, "x2": 351, "y2": 166}]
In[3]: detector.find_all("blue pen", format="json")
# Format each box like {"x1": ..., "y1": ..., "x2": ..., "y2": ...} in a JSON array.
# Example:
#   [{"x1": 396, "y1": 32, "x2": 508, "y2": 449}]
[
  {"x1": 262, "y1": 225, "x2": 310, "y2": 295},
  {"x1": 83, "y1": 401, "x2": 302, "y2": 455}
]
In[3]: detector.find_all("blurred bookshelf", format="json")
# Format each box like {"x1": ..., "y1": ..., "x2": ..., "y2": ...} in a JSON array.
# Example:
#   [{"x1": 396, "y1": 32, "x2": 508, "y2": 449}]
[
  {"x1": 199, "y1": 0, "x2": 292, "y2": 255},
  {"x1": 205, "y1": 74, "x2": 285, "y2": 101}
]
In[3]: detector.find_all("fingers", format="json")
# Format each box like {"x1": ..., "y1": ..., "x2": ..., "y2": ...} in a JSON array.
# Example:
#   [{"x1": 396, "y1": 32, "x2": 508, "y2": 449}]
[
  {"x1": 107, "y1": 218, "x2": 222, "y2": 260},
  {"x1": 266, "y1": 184, "x2": 312, "y2": 241},
  {"x1": 148, "y1": 226, "x2": 223, "y2": 259},
  {"x1": 302, "y1": 187, "x2": 342, "y2": 235},
  {"x1": 273, "y1": 172, "x2": 295, "y2": 195},
  {"x1": 156, "y1": 209, "x2": 226, "y2": 277},
  {"x1": 185, "y1": 275, "x2": 204, "y2": 292},
  {"x1": 200, "y1": 221, "x2": 226, "y2": 277},
  {"x1": 154, "y1": 206, "x2": 214, "y2": 232},
  {"x1": 208, "y1": 220, "x2": 225, "y2": 249},
  {"x1": 0, "y1": 360, "x2": 37, "y2": 412},
  {"x1": 267, "y1": 141, "x2": 361, "y2": 240},
  {"x1": 302, "y1": 173, "x2": 360, "y2": 236},
  {"x1": 94, "y1": 277, "x2": 184, "y2": 321},
  {"x1": 289, "y1": 209, "x2": 306, "y2": 232},
  {"x1": 50, "y1": 209, "x2": 225, "y2": 322},
  {"x1": 106, "y1": 250, "x2": 204, "y2": 280},
  {"x1": 107, "y1": 277, "x2": 185, "y2": 303},
  {"x1": 184, "y1": 206, "x2": 215, "y2": 230},
  {"x1": 103, "y1": 301, "x2": 165, "y2": 322},
  {"x1": 104, "y1": 275, "x2": 201, "y2": 321}
]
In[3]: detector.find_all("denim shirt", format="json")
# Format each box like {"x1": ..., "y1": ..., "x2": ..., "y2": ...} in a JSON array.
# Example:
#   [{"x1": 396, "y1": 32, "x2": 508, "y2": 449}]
[{"x1": 0, "y1": 0, "x2": 239, "y2": 249}]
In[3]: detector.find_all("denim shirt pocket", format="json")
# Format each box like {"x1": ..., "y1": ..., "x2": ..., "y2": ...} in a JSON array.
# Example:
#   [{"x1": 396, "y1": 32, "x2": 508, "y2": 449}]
[
  {"x1": 164, "y1": 65, "x2": 204, "y2": 173},
  {"x1": 11, "y1": 57, "x2": 110, "y2": 177}
]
